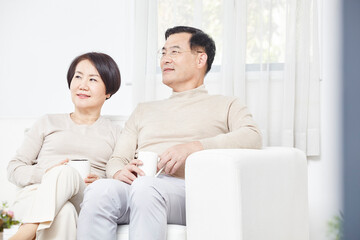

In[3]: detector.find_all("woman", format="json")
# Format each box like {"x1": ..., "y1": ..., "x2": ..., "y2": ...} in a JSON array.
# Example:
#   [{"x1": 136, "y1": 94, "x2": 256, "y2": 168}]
[{"x1": 7, "y1": 52, "x2": 121, "y2": 240}]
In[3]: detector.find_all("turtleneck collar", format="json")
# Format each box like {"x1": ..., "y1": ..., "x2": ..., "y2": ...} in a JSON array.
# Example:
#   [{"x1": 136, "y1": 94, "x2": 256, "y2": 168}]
[{"x1": 170, "y1": 85, "x2": 208, "y2": 99}]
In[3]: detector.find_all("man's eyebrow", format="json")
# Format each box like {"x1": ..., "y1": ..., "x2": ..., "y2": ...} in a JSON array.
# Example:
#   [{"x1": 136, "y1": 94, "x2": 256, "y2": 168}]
[{"x1": 162, "y1": 46, "x2": 181, "y2": 51}]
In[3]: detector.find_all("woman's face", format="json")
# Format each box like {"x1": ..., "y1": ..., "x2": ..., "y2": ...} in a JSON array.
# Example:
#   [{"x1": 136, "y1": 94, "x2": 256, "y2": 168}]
[{"x1": 70, "y1": 59, "x2": 110, "y2": 112}]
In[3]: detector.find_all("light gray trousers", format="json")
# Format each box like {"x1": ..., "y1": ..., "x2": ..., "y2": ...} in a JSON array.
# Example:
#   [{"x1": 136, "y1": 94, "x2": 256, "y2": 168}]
[{"x1": 77, "y1": 175, "x2": 186, "y2": 240}]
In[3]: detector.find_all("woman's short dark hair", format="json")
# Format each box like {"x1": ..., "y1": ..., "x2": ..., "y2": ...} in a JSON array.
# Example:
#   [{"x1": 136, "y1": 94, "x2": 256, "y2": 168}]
[
  {"x1": 165, "y1": 26, "x2": 216, "y2": 74},
  {"x1": 67, "y1": 52, "x2": 121, "y2": 99}
]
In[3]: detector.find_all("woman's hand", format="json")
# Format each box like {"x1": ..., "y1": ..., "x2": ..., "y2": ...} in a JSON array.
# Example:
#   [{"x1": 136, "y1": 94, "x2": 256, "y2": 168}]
[
  {"x1": 45, "y1": 159, "x2": 69, "y2": 173},
  {"x1": 84, "y1": 173, "x2": 100, "y2": 185},
  {"x1": 113, "y1": 159, "x2": 145, "y2": 184}
]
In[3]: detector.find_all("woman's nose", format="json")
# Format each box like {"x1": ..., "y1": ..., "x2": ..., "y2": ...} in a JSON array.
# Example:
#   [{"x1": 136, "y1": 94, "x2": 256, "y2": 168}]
[{"x1": 79, "y1": 79, "x2": 89, "y2": 90}]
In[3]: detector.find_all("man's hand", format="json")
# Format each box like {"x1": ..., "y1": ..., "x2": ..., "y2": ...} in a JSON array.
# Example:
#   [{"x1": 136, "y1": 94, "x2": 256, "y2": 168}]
[
  {"x1": 84, "y1": 173, "x2": 100, "y2": 185},
  {"x1": 113, "y1": 159, "x2": 145, "y2": 184},
  {"x1": 158, "y1": 141, "x2": 203, "y2": 175},
  {"x1": 45, "y1": 159, "x2": 69, "y2": 173}
]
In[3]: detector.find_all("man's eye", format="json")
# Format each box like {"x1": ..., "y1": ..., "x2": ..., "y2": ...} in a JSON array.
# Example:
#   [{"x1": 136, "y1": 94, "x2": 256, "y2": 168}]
[{"x1": 171, "y1": 50, "x2": 179, "y2": 55}]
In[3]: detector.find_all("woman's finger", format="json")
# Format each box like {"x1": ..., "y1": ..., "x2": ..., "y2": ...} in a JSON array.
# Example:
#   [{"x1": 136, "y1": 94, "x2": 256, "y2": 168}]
[
  {"x1": 130, "y1": 159, "x2": 142, "y2": 166},
  {"x1": 120, "y1": 172, "x2": 134, "y2": 184},
  {"x1": 125, "y1": 169, "x2": 138, "y2": 181},
  {"x1": 87, "y1": 173, "x2": 98, "y2": 178},
  {"x1": 129, "y1": 165, "x2": 145, "y2": 176},
  {"x1": 84, "y1": 178, "x2": 94, "y2": 184}
]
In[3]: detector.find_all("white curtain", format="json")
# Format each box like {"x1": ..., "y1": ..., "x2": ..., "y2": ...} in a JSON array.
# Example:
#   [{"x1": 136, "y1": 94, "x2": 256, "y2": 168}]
[
  {"x1": 221, "y1": 0, "x2": 320, "y2": 156},
  {"x1": 132, "y1": 0, "x2": 158, "y2": 106},
  {"x1": 137, "y1": 0, "x2": 320, "y2": 156},
  {"x1": 221, "y1": 0, "x2": 247, "y2": 103}
]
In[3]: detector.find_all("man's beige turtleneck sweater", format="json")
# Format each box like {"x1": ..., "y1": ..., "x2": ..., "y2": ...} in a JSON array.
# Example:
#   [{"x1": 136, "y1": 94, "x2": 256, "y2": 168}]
[{"x1": 107, "y1": 85, "x2": 262, "y2": 179}]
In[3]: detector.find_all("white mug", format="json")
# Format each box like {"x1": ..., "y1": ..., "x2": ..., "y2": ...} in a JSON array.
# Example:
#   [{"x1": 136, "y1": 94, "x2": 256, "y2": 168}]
[
  {"x1": 137, "y1": 151, "x2": 163, "y2": 177},
  {"x1": 67, "y1": 159, "x2": 91, "y2": 179}
]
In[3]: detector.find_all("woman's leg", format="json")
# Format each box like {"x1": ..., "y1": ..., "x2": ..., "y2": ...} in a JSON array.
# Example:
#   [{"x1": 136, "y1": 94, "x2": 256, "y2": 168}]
[
  {"x1": 37, "y1": 202, "x2": 77, "y2": 240},
  {"x1": 10, "y1": 165, "x2": 85, "y2": 239},
  {"x1": 9, "y1": 224, "x2": 37, "y2": 240}
]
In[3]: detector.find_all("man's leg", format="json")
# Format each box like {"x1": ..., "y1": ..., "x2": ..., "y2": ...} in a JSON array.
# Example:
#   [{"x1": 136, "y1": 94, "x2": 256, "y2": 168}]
[
  {"x1": 129, "y1": 175, "x2": 186, "y2": 240},
  {"x1": 77, "y1": 179, "x2": 131, "y2": 240}
]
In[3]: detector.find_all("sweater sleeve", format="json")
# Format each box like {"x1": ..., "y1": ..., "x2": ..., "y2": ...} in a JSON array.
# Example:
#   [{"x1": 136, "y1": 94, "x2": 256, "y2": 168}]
[
  {"x1": 200, "y1": 98, "x2": 262, "y2": 149},
  {"x1": 106, "y1": 106, "x2": 140, "y2": 178},
  {"x1": 7, "y1": 116, "x2": 47, "y2": 187}
]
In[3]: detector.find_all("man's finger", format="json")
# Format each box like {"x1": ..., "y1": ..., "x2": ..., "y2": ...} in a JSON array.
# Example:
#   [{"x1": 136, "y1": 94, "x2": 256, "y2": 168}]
[
  {"x1": 164, "y1": 160, "x2": 176, "y2": 174},
  {"x1": 170, "y1": 161, "x2": 181, "y2": 175},
  {"x1": 158, "y1": 155, "x2": 170, "y2": 169},
  {"x1": 61, "y1": 159, "x2": 69, "y2": 165}
]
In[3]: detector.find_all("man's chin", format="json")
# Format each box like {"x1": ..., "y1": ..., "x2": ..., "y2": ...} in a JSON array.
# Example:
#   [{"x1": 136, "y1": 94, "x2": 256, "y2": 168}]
[{"x1": 162, "y1": 78, "x2": 173, "y2": 87}]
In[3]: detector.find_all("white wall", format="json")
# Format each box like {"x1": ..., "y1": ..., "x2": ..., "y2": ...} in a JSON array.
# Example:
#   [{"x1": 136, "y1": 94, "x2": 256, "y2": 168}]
[{"x1": 0, "y1": 0, "x2": 135, "y2": 117}]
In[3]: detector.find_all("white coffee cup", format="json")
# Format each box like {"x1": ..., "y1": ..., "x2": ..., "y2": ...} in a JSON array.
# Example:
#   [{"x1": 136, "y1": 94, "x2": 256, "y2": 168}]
[
  {"x1": 67, "y1": 159, "x2": 91, "y2": 179},
  {"x1": 137, "y1": 151, "x2": 163, "y2": 177}
]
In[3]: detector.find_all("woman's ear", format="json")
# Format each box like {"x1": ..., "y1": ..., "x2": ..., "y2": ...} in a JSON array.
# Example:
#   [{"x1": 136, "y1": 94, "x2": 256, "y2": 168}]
[{"x1": 106, "y1": 93, "x2": 111, "y2": 100}]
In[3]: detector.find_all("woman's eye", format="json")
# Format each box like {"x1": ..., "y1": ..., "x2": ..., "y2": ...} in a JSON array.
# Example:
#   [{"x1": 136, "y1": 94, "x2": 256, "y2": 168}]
[
  {"x1": 90, "y1": 78, "x2": 97, "y2": 82},
  {"x1": 74, "y1": 75, "x2": 82, "y2": 79}
]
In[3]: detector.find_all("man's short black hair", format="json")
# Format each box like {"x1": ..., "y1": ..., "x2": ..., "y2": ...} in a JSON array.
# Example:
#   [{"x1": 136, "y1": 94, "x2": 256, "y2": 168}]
[{"x1": 165, "y1": 26, "x2": 216, "y2": 74}]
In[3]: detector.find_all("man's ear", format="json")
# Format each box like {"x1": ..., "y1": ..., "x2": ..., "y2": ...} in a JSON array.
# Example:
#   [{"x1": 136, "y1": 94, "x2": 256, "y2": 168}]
[{"x1": 197, "y1": 53, "x2": 208, "y2": 69}]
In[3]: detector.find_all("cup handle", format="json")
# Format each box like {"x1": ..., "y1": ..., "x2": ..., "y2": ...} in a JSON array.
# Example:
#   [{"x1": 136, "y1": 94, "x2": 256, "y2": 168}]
[{"x1": 155, "y1": 167, "x2": 164, "y2": 178}]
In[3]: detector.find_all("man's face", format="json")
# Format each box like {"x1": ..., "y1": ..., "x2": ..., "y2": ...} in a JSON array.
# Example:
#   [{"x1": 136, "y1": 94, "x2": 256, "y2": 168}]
[{"x1": 160, "y1": 32, "x2": 200, "y2": 91}]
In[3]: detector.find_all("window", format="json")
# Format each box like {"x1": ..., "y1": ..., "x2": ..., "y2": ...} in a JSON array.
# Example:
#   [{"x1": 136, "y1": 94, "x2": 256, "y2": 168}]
[{"x1": 158, "y1": 0, "x2": 286, "y2": 71}]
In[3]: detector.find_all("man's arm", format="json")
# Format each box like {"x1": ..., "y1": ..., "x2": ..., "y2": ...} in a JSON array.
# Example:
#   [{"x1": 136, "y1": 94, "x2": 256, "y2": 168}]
[
  {"x1": 200, "y1": 98, "x2": 262, "y2": 149},
  {"x1": 106, "y1": 106, "x2": 142, "y2": 181},
  {"x1": 157, "y1": 98, "x2": 262, "y2": 175}
]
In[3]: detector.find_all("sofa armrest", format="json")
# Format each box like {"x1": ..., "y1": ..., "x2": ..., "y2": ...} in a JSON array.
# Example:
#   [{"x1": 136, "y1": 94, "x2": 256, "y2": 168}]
[{"x1": 185, "y1": 147, "x2": 309, "y2": 240}]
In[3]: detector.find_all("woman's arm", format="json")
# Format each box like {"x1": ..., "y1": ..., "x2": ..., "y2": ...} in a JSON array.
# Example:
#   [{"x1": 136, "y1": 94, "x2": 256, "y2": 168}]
[{"x1": 7, "y1": 116, "x2": 46, "y2": 187}]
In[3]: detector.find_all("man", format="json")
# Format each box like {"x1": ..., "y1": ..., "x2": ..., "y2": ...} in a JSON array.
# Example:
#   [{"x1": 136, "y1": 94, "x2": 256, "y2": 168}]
[{"x1": 77, "y1": 26, "x2": 262, "y2": 240}]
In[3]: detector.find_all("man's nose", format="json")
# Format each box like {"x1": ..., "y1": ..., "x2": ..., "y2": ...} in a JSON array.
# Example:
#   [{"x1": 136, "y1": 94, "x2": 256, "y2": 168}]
[{"x1": 161, "y1": 54, "x2": 173, "y2": 64}]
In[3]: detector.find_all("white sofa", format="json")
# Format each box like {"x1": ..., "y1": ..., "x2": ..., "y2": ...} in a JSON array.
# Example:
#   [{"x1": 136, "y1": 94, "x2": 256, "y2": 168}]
[{"x1": 116, "y1": 147, "x2": 309, "y2": 240}]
